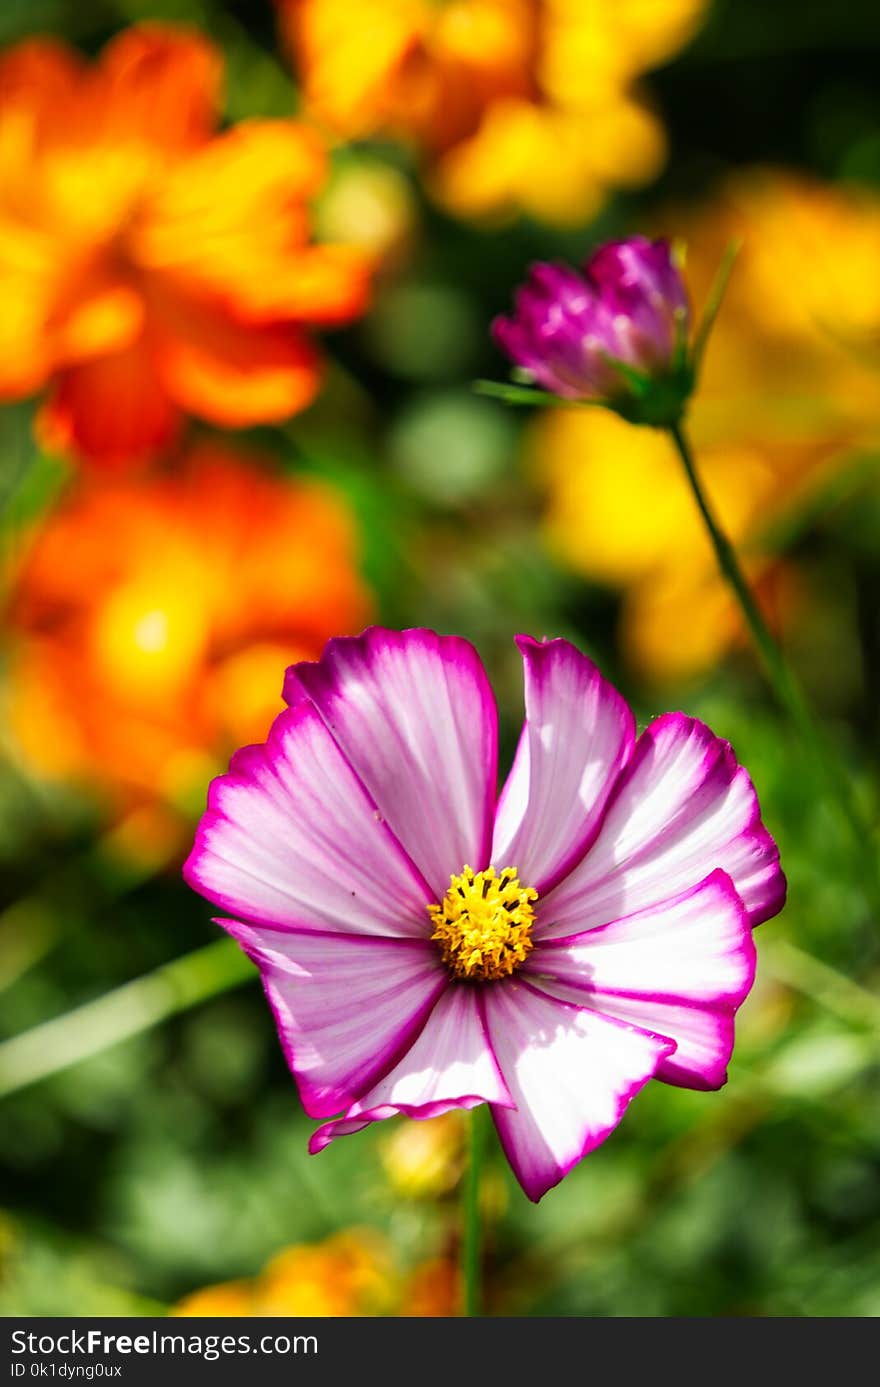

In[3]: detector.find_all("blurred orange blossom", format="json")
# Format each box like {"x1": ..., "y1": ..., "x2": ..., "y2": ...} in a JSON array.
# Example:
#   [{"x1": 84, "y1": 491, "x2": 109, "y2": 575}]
[
  {"x1": 5, "y1": 445, "x2": 372, "y2": 825},
  {"x1": 533, "y1": 170, "x2": 880, "y2": 682},
  {"x1": 280, "y1": 0, "x2": 707, "y2": 225},
  {"x1": 399, "y1": 1255, "x2": 460, "y2": 1317},
  {"x1": 172, "y1": 1228, "x2": 460, "y2": 1317},
  {"x1": 0, "y1": 24, "x2": 369, "y2": 469},
  {"x1": 172, "y1": 1230, "x2": 397, "y2": 1317}
]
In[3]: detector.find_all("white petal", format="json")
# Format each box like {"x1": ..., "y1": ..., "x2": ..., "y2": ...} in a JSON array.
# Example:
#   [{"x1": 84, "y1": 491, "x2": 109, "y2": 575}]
[
  {"x1": 184, "y1": 703, "x2": 433, "y2": 938},
  {"x1": 492, "y1": 636, "x2": 635, "y2": 893},
  {"x1": 284, "y1": 627, "x2": 497, "y2": 898},
  {"x1": 484, "y1": 980, "x2": 674, "y2": 1201},
  {"x1": 310, "y1": 984, "x2": 512, "y2": 1149},
  {"x1": 527, "y1": 869, "x2": 755, "y2": 1089},
  {"x1": 540, "y1": 712, "x2": 785, "y2": 937},
  {"x1": 220, "y1": 920, "x2": 447, "y2": 1118}
]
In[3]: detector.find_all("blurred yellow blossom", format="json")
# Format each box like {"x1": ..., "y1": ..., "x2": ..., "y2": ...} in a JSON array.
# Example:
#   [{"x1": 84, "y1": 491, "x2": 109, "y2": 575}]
[
  {"x1": 172, "y1": 1230, "x2": 396, "y2": 1317},
  {"x1": 280, "y1": 0, "x2": 707, "y2": 225},
  {"x1": 172, "y1": 1281, "x2": 253, "y2": 1316},
  {"x1": 533, "y1": 169, "x2": 880, "y2": 681},
  {"x1": 379, "y1": 1113, "x2": 465, "y2": 1200}
]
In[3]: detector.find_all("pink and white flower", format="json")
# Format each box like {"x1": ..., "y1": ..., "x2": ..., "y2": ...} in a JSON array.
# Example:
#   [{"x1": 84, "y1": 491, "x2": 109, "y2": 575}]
[{"x1": 184, "y1": 628, "x2": 785, "y2": 1201}]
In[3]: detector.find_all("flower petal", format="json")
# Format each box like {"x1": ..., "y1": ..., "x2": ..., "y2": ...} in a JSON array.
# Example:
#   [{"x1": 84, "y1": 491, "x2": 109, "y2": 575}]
[
  {"x1": 96, "y1": 25, "x2": 222, "y2": 154},
  {"x1": 132, "y1": 122, "x2": 370, "y2": 324},
  {"x1": 36, "y1": 338, "x2": 180, "y2": 469},
  {"x1": 492, "y1": 636, "x2": 635, "y2": 893},
  {"x1": 218, "y1": 920, "x2": 447, "y2": 1118},
  {"x1": 50, "y1": 271, "x2": 144, "y2": 365},
  {"x1": 284, "y1": 627, "x2": 498, "y2": 898},
  {"x1": 527, "y1": 869, "x2": 755, "y2": 1090},
  {"x1": 309, "y1": 984, "x2": 513, "y2": 1150},
  {"x1": 484, "y1": 980, "x2": 674, "y2": 1201},
  {"x1": 153, "y1": 290, "x2": 321, "y2": 427},
  {"x1": 0, "y1": 39, "x2": 83, "y2": 131},
  {"x1": 230, "y1": 243, "x2": 369, "y2": 327},
  {"x1": 184, "y1": 702, "x2": 434, "y2": 937},
  {"x1": 539, "y1": 712, "x2": 785, "y2": 937}
]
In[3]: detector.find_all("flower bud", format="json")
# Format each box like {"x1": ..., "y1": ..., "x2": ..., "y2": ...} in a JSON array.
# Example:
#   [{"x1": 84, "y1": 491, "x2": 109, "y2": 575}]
[{"x1": 492, "y1": 237, "x2": 692, "y2": 425}]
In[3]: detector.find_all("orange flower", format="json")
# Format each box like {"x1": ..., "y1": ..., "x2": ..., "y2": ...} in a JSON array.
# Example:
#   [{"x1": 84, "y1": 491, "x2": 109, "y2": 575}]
[
  {"x1": 170, "y1": 1228, "x2": 459, "y2": 1317},
  {"x1": 533, "y1": 170, "x2": 880, "y2": 682},
  {"x1": 0, "y1": 26, "x2": 369, "y2": 469},
  {"x1": 280, "y1": 0, "x2": 707, "y2": 225},
  {"x1": 6, "y1": 444, "x2": 372, "y2": 818},
  {"x1": 399, "y1": 1256, "x2": 460, "y2": 1316},
  {"x1": 172, "y1": 1230, "x2": 396, "y2": 1317}
]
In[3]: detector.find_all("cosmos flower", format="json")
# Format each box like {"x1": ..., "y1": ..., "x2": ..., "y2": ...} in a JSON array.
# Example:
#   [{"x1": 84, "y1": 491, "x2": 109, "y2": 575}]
[
  {"x1": 0, "y1": 25, "x2": 369, "y2": 468},
  {"x1": 279, "y1": 0, "x2": 707, "y2": 225},
  {"x1": 493, "y1": 237, "x2": 690, "y2": 420},
  {"x1": 6, "y1": 445, "x2": 371, "y2": 821},
  {"x1": 185, "y1": 627, "x2": 784, "y2": 1201},
  {"x1": 532, "y1": 170, "x2": 880, "y2": 681}
]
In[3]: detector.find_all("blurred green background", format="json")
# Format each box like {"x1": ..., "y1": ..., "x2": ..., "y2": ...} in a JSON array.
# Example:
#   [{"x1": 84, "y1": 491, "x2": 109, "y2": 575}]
[{"x1": 1, "y1": 0, "x2": 879, "y2": 1317}]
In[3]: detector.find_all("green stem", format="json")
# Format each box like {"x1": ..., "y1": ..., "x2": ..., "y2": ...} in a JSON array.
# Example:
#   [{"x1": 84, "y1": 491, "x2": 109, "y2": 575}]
[
  {"x1": 0, "y1": 938, "x2": 253, "y2": 1099},
  {"x1": 669, "y1": 422, "x2": 810, "y2": 728},
  {"x1": 668, "y1": 420, "x2": 875, "y2": 872},
  {"x1": 462, "y1": 1106, "x2": 487, "y2": 1316}
]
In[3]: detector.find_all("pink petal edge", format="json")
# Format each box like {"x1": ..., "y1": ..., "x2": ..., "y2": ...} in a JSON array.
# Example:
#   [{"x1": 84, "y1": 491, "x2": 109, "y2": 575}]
[
  {"x1": 539, "y1": 711, "x2": 786, "y2": 939},
  {"x1": 308, "y1": 985, "x2": 514, "y2": 1151},
  {"x1": 484, "y1": 978, "x2": 676, "y2": 1202},
  {"x1": 216, "y1": 918, "x2": 448, "y2": 1119},
  {"x1": 183, "y1": 701, "x2": 434, "y2": 938},
  {"x1": 283, "y1": 626, "x2": 499, "y2": 899},
  {"x1": 527, "y1": 868, "x2": 756, "y2": 1091}
]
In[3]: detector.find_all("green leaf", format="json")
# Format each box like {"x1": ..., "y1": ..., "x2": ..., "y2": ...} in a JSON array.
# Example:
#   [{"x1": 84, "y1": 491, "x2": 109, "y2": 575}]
[
  {"x1": 472, "y1": 380, "x2": 600, "y2": 409},
  {"x1": 692, "y1": 239, "x2": 741, "y2": 374}
]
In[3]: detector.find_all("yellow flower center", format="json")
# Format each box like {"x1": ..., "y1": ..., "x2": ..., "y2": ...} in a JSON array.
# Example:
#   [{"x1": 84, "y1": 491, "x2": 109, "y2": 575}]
[{"x1": 428, "y1": 866, "x2": 537, "y2": 982}]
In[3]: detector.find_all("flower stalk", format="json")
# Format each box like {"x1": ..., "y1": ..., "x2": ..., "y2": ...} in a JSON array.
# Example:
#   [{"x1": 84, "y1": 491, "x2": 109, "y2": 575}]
[
  {"x1": 668, "y1": 420, "x2": 809, "y2": 724},
  {"x1": 463, "y1": 1106, "x2": 488, "y2": 1316},
  {"x1": 489, "y1": 234, "x2": 879, "y2": 897},
  {"x1": 668, "y1": 420, "x2": 877, "y2": 886}
]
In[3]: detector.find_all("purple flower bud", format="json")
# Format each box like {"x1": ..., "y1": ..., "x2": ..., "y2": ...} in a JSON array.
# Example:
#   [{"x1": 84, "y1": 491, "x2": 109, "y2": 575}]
[{"x1": 492, "y1": 237, "x2": 689, "y2": 406}]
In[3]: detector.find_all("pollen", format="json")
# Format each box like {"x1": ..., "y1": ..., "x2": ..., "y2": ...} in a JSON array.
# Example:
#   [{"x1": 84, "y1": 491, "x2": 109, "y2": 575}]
[{"x1": 428, "y1": 866, "x2": 537, "y2": 982}]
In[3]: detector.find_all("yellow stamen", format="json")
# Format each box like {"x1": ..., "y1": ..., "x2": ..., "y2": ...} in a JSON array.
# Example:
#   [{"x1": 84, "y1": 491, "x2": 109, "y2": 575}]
[{"x1": 428, "y1": 866, "x2": 537, "y2": 982}]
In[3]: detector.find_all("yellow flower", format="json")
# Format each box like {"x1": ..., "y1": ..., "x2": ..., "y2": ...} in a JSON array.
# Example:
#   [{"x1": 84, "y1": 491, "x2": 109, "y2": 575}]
[
  {"x1": 280, "y1": 0, "x2": 707, "y2": 225},
  {"x1": 379, "y1": 1112, "x2": 465, "y2": 1199},
  {"x1": 533, "y1": 170, "x2": 880, "y2": 681}
]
